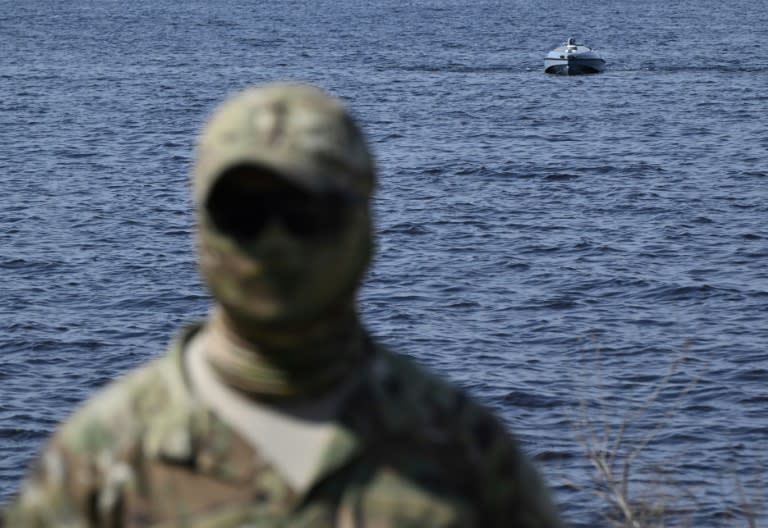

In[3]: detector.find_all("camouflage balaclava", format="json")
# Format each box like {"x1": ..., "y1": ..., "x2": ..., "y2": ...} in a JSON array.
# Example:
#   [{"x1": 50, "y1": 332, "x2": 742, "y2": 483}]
[{"x1": 192, "y1": 83, "x2": 375, "y2": 399}]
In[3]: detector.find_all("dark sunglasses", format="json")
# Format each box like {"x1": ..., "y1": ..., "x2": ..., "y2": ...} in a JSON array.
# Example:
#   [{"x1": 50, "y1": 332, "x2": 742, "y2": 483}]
[{"x1": 206, "y1": 175, "x2": 359, "y2": 241}]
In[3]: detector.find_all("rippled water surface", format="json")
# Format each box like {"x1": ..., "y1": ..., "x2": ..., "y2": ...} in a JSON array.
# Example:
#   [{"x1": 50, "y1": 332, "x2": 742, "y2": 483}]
[{"x1": 2, "y1": 0, "x2": 767, "y2": 524}]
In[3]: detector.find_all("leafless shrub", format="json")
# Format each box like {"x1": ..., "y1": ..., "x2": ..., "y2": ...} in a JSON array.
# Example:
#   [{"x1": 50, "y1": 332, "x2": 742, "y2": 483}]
[
  {"x1": 564, "y1": 344, "x2": 696, "y2": 527},
  {"x1": 565, "y1": 343, "x2": 763, "y2": 527}
]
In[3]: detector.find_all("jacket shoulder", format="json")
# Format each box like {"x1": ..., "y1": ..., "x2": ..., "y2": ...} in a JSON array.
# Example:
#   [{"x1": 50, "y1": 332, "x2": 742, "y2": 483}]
[
  {"x1": 367, "y1": 346, "x2": 521, "y2": 479},
  {"x1": 57, "y1": 353, "x2": 182, "y2": 455},
  {"x1": 365, "y1": 347, "x2": 563, "y2": 527},
  {"x1": 1, "y1": 333, "x2": 196, "y2": 527},
  {"x1": 56, "y1": 325, "x2": 200, "y2": 460}
]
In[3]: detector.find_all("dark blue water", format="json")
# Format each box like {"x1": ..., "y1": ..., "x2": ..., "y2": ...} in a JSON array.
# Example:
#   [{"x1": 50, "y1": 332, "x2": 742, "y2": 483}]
[{"x1": 2, "y1": 0, "x2": 767, "y2": 525}]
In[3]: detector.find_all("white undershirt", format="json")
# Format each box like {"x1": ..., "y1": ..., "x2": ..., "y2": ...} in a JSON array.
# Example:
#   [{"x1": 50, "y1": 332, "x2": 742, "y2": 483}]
[{"x1": 185, "y1": 329, "x2": 353, "y2": 492}]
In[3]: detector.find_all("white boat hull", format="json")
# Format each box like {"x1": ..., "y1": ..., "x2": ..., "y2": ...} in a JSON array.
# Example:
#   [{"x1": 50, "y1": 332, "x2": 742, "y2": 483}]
[
  {"x1": 544, "y1": 39, "x2": 606, "y2": 75},
  {"x1": 544, "y1": 56, "x2": 606, "y2": 75}
]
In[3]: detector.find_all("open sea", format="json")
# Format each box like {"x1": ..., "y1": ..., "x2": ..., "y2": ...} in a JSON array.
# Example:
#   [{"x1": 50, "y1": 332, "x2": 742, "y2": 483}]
[{"x1": 1, "y1": 0, "x2": 767, "y2": 525}]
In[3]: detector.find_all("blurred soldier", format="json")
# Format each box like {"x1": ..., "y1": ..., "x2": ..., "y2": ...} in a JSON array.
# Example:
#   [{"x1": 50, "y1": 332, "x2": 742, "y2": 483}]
[{"x1": 2, "y1": 83, "x2": 563, "y2": 527}]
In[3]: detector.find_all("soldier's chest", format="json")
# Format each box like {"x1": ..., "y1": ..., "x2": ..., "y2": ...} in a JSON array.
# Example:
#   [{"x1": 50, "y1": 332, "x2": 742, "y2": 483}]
[{"x1": 122, "y1": 457, "x2": 475, "y2": 528}]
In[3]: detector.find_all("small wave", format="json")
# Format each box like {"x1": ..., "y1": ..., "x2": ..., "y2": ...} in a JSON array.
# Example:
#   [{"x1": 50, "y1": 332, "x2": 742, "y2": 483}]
[
  {"x1": 505, "y1": 261, "x2": 530, "y2": 271},
  {"x1": 682, "y1": 403, "x2": 716, "y2": 413},
  {"x1": 0, "y1": 258, "x2": 30, "y2": 269},
  {"x1": 447, "y1": 300, "x2": 480, "y2": 309},
  {"x1": 396, "y1": 64, "x2": 517, "y2": 74},
  {"x1": 544, "y1": 173, "x2": 579, "y2": 181},
  {"x1": 0, "y1": 427, "x2": 46, "y2": 441},
  {"x1": 630, "y1": 63, "x2": 768, "y2": 74},
  {"x1": 534, "y1": 450, "x2": 575, "y2": 461},
  {"x1": 57, "y1": 149, "x2": 99, "y2": 159},
  {"x1": 381, "y1": 222, "x2": 430, "y2": 235},
  {"x1": 500, "y1": 390, "x2": 562, "y2": 409},
  {"x1": 740, "y1": 394, "x2": 768, "y2": 404},
  {"x1": 635, "y1": 283, "x2": 742, "y2": 302},
  {"x1": 730, "y1": 368, "x2": 768, "y2": 383}
]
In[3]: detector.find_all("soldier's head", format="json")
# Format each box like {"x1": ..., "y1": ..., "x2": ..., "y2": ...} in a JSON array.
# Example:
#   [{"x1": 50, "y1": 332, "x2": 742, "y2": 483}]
[{"x1": 192, "y1": 83, "x2": 375, "y2": 326}]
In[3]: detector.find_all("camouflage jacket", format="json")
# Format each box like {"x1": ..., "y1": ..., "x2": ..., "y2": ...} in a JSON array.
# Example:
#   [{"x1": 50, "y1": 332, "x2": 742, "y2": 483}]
[{"x1": 2, "y1": 324, "x2": 562, "y2": 527}]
